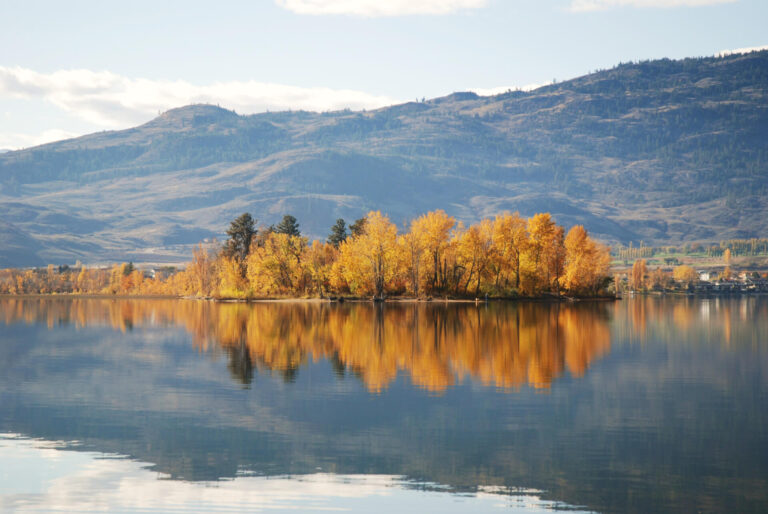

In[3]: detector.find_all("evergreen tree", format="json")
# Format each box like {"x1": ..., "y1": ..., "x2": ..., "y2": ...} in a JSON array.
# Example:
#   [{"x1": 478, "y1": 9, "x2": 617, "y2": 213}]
[
  {"x1": 328, "y1": 218, "x2": 348, "y2": 248},
  {"x1": 224, "y1": 212, "x2": 256, "y2": 261},
  {"x1": 349, "y1": 217, "x2": 367, "y2": 238},
  {"x1": 275, "y1": 214, "x2": 301, "y2": 237}
]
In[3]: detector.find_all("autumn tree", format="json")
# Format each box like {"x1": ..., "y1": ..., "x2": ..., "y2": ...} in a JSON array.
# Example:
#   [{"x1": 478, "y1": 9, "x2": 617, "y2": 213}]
[
  {"x1": 337, "y1": 211, "x2": 401, "y2": 297},
  {"x1": 630, "y1": 259, "x2": 647, "y2": 291},
  {"x1": 563, "y1": 225, "x2": 612, "y2": 295},
  {"x1": 613, "y1": 273, "x2": 624, "y2": 295},
  {"x1": 490, "y1": 212, "x2": 528, "y2": 293},
  {"x1": 522, "y1": 213, "x2": 564, "y2": 294},
  {"x1": 187, "y1": 243, "x2": 217, "y2": 296},
  {"x1": 648, "y1": 267, "x2": 670, "y2": 290},
  {"x1": 75, "y1": 266, "x2": 88, "y2": 293},
  {"x1": 399, "y1": 231, "x2": 423, "y2": 296},
  {"x1": 547, "y1": 226, "x2": 566, "y2": 294},
  {"x1": 246, "y1": 232, "x2": 307, "y2": 295},
  {"x1": 673, "y1": 265, "x2": 699, "y2": 288},
  {"x1": 454, "y1": 219, "x2": 493, "y2": 296},
  {"x1": 305, "y1": 240, "x2": 337, "y2": 295},
  {"x1": 409, "y1": 210, "x2": 455, "y2": 294},
  {"x1": 217, "y1": 255, "x2": 248, "y2": 298},
  {"x1": 722, "y1": 247, "x2": 732, "y2": 279}
]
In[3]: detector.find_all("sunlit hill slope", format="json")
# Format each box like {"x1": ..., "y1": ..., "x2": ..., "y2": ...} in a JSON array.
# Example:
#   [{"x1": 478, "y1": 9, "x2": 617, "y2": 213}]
[{"x1": 1, "y1": 50, "x2": 767, "y2": 266}]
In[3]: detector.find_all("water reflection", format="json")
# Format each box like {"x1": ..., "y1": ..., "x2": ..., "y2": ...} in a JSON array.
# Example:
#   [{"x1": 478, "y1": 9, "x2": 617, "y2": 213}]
[
  {"x1": 614, "y1": 295, "x2": 768, "y2": 346},
  {"x1": 0, "y1": 434, "x2": 588, "y2": 513},
  {"x1": 1, "y1": 297, "x2": 767, "y2": 513},
  {"x1": 0, "y1": 298, "x2": 613, "y2": 392}
]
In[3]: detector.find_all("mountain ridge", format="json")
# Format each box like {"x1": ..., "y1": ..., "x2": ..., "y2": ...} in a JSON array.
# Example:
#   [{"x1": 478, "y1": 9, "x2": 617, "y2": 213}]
[{"x1": 1, "y1": 50, "x2": 767, "y2": 266}]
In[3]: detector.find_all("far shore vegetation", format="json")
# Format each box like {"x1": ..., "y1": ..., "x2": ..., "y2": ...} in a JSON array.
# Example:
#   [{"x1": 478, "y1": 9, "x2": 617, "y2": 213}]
[
  {"x1": 0, "y1": 210, "x2": 614, "y2": 300},
  {"x1": 4, "y1": 209, "x2": 767, "y2": 300}
]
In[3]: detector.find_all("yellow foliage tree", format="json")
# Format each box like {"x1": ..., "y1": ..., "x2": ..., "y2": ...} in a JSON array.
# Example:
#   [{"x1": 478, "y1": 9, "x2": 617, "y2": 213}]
[
  {"x1": 409, "y1": 210, "x2": 455, "y2": 294},
  {"x1": 0, "y1": 209, "x2": 615, "y2": 300},
  {"x1": 648, "y1": 267, "x2": 670, "y2": 290},
  {"x1": 217, "y1": 256, "x2": 248, "y2": 298},
  {"x1": 630, "y1": 259, "x2": 647, "y2": 291},
  {"x1": 673, "y1": 265, "x2": 699, "y2": 287},
  {"x1": 337, "y1": 211, "x2": 401, "y2": 297},
  {"x1": 246, "y1": 232, "x2": 307, "y2": 296},
  {"x1": 398, "y1": 231, "x2": 423, "y2": 296},
  {"x1": 187, "y1": 243, "x2": 216, "y2": 297},
  {"x1": 490, "y1": 212, "x2": 528, "y2": 293},
  {"x1": 563, "y1": 225, "x2": 612, "y2": 295},
  {"x1": 722, "y1": 247, "x2": 732, "y2": 279},
  {"x1": 522, "y1": 213, "x2": 564, "y2": 295},
  {"x1": 453, "y1": 219, "x2": 493, "y2": 296},
  {"x1": 305, "y1": 240, "x2": 337, "y2": 296}
]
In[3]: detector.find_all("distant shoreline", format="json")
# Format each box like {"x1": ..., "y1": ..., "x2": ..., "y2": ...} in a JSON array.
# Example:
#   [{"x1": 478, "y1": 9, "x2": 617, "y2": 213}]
[{"x1": 0, "y1": 293, "x2": 619, "y2": 303}]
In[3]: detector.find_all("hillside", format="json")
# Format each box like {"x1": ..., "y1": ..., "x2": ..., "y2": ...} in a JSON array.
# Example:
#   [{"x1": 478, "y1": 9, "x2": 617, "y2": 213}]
[{"x1": 1, "y1": 51, "x2": 767, "y2": 265}]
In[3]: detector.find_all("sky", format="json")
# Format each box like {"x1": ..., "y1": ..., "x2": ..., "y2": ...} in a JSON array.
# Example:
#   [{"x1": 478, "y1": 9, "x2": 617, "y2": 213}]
[{"x1": 0, "y1": 0, "x2": 766, "y2": 150}]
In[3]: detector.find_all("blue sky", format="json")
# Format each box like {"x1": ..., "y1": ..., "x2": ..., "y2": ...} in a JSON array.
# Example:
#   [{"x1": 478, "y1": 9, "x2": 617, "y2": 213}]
[{"x1": 1, "y1": 0, "x2": 766, "y2": 149}]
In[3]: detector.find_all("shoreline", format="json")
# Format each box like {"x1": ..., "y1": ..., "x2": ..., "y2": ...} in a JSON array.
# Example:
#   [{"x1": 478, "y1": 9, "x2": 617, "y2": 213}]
[{"x1": 0, "y1": 293, "x2": 620, "y2": 303}]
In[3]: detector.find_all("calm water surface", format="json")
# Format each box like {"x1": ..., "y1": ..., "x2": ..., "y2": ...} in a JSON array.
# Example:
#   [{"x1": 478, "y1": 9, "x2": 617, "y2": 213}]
[{"x1": 0, "y1": 297, "x2": 766, "y2": 513}]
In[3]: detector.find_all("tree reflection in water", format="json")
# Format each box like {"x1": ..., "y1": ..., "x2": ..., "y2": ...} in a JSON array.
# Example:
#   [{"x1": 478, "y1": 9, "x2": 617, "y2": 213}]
[{"x1": 0, "y1": 298, "x2": 613, "y2": 392}]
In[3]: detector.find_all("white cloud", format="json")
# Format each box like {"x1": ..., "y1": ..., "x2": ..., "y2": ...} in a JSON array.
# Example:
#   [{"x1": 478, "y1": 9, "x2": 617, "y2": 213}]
[
  {"x1": 0, "y1": 129, "x2": 80, "y2": 151},
  {"x1": 275, "y1": 0, "x2": 487, "y2": 17},
  {"x1": 1, "y1": 436, "x2": 584, "y2": 513},
  {"x1": 0, "y1": 66, "x2": 401, "y2": 149},
  {"x1": 716, "y1": 44, "x2": 768, "y2": 57},
  {"x1": 570, "y1": 0, "x2": 736, "y2": 12}
]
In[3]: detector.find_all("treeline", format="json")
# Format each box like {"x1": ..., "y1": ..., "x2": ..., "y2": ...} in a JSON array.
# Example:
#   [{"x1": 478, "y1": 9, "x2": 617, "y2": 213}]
[
  {"x1": 712, "y1": 238, "x2": 768, "y2": 257},
  {"x1": 621, "y1": 261, "x2": 702, "y2": 292},
  {"x1": 614, "y1": 238, "x2": 768, "y2": 261},
  {"x1": 619, "y1": 259, "x2": 768, "y2": 293},
  {"x1": 0, "y1": 210, "x2": 613, "y2": 298},
  {"x1": 0, "y1": 262, "x2": 176, "y2": 296}
]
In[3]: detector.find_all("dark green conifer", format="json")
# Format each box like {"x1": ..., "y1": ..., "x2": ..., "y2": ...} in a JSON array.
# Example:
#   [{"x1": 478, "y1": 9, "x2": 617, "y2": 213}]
[
  {"x1": 274, "y1": 214, "x2": 301, "y2": 237},
  {"x1": 349, "y1": 217, "x2": 367, "y2": 238},
  {"x1": 327, "y1": 218, "x2": 348, "y2": 248},
  {"x1": 224, "y1": 212, "x2": 256, "y2": 261}
]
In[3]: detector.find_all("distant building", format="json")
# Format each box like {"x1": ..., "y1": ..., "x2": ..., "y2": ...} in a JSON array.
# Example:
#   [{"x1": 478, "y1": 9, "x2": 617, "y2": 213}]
[{"x1": 698, "y1": 271, "x2": 712, "y2": 282}]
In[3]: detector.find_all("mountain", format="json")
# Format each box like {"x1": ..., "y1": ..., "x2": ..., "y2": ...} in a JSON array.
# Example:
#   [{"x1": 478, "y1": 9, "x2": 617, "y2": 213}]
[
  {"x1": 0, "y1": 221, "x2": 44, "y2": 268},
  {"x1": 1, "y1": 51, "x2": 767, "y2": 265}
]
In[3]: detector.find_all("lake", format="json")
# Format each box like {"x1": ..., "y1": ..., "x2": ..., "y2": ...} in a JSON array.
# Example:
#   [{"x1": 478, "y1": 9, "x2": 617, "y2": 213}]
[{"x1": 0, "y1": 297, "x2": 766, "y2": 513}]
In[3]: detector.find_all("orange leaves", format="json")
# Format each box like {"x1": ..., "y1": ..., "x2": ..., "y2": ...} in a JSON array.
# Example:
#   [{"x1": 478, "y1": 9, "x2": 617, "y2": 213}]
[
  {"x1": 563, "y1": 225, "x2": 612, "y2": 295},
  {"x1": 672, "y1": 265, "x2": 698, "y2": 286},
  {"x1": 410, "y1": 209, "x2": 455, "y2": 293},
  {"x1": 187, "y1": 243, "x2": 216, "y2": 297},
  {"x1": 490, "y1": 212, "x2": 527, "y2": 292},
  {"x1": 519, "y1": 213, "x2": 564, "y2": 295},
  {"x1": 217, "y1": 255, "x2": 248, "y2": 299},
  {"x1": 0, "y1": 210, "x2": 614, "y2": 298},
  {"x1": 246, "y1": 232, "x2": 307, "y2": 296},
  {"x1": 336, "y1": 211, "x2": 400, "y2": 297},
  {"x1": 630, "y1": 259, "x2": 648, "y2": 291},
  {"x1": 453, "y1": 219, "x2": 493, "y2": 296}
]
